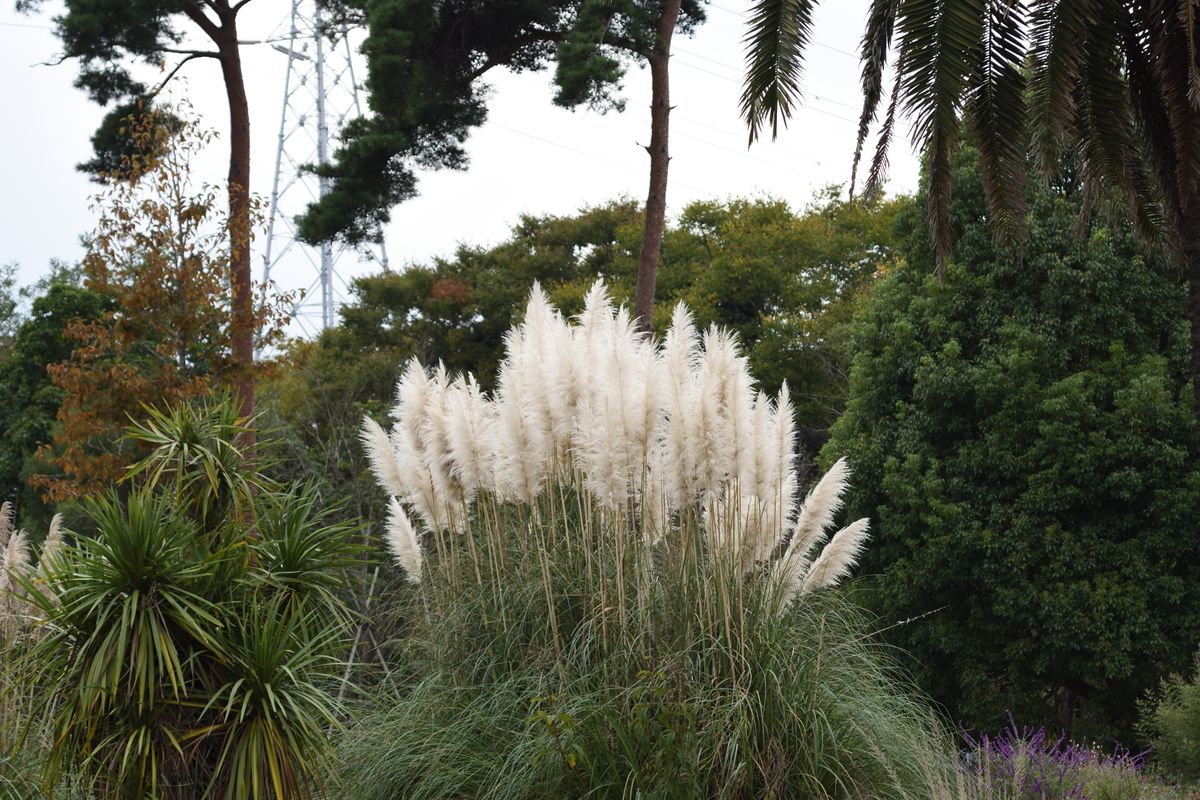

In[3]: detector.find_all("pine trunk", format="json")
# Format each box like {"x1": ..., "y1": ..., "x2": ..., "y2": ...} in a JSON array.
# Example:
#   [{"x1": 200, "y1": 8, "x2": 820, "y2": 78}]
[
  {"x1": 633, "y1": 0, "x2": 682, "y2": 334},
  {"x1": 216, "y1": 23, "x2": 256, "y2": 436}
]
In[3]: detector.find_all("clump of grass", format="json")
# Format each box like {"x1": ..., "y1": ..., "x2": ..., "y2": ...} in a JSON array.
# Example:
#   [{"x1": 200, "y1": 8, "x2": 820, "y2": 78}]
[{"x1": 342, "y1": 284, "x2": 963, "y2": 798}]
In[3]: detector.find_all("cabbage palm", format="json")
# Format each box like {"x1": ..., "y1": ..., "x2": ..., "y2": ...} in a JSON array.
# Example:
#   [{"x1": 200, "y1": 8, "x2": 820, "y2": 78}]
[
  {"x1": 742, "y1": 0, "x2": 1200, "y2": 426},
  {"x1": 13, "y1": 399, "x2": 358, "y2": 799}
]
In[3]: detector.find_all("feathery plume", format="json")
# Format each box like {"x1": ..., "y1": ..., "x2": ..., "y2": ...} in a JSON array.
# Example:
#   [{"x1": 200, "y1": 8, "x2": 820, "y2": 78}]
[
  {"x1": 641, "y1": 466, "x2": 668, "y2": 547},
  {"x1": 659, "y1": 303, "x2": 701, "y2": 508},
  {"x1": 419, "y1": 363, "x2": 465, "y2": 510},
  {"x1": 361, "y1": 417, "x2": 407, "y2": 499},
  {"x1": 783, "y1": 457, "x2": 850, "y2": 567},
  {"x1": 445, "y1": 375, "x2": 495, "y2": 497},
  {"x1": 37, "y1": 513, "x2": 65, "y2": 582},
  {"x1": 692, "y1": 326, "x2": 740, "y2": 499},
  {"x1": 0, "y1": 501, "x2": 12, "y2": 551},
  {"x1": 385, "y1": 498, "x2": 424, "y2": 583},
  {"x1": 771, "y1": 382, "x2": 798, "y2": 517},
  {"x1": 800, "y1": 518, "x2": 871, "y2": 595},
  {"x1": 0, "y1": 529, "x2": 31, "y2": 641}
]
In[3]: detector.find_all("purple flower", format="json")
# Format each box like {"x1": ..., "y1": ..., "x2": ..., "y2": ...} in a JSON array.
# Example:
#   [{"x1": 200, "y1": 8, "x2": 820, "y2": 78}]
[{"x1": 960, "y1": 713, "x2": 1152, "y2": 800}]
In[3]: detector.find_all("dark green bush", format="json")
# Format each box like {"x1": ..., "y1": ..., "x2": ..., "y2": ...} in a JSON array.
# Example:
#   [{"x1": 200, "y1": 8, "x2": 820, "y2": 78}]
[{"x1": 1140, "y1": 652, "x2": 1200, "y2": 783}]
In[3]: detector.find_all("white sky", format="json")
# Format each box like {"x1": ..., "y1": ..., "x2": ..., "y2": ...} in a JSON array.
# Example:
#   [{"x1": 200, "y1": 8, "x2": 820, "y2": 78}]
[{"x1": 0, "y1": 0, "x2": 918, "y2": 329}]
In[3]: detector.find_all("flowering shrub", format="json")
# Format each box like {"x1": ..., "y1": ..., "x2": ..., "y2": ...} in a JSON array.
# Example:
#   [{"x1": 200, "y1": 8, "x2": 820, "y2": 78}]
[{"x1": 962, "y1": 718, "x2": 1195, "y2": 800}]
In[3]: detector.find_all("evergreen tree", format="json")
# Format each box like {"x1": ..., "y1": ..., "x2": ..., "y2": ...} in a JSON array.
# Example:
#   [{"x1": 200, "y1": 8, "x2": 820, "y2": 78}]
[
  {"x1": 299, "y1": 0, "x2": 706, "y2": 330},
  {"x1": 824, "y1": 144, "x2": 1200, "y2": 740}
]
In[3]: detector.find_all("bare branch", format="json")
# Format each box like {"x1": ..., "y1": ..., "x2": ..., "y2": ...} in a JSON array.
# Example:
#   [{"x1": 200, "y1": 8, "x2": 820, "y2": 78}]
[
  {"x1": 148, "y1": 52, "x2": 219, "y2": 99},
  {"x1": 158, "y1": 47, "x2": 222, "y2": 57}
]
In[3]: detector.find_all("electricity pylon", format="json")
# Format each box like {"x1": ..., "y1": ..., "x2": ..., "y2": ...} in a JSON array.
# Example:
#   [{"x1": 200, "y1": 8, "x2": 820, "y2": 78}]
[{"x1": 263, "y1": 0, "x2": 387, "y2": 335}]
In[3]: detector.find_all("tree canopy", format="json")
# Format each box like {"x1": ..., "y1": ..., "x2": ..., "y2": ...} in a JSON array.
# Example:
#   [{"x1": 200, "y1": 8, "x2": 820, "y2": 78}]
[
  {"x1": 0, "y1": 267, "x2": 106, "y2": 529},
  {"x1": 742, "y1": 0, "x2": 1200, "y2": 428},
  {"x1": 298, "y1": 0, "x2": 705, "y2": 246},
  {"x1": 18, "y1": 0, "x2": 270, "y2": 422}
]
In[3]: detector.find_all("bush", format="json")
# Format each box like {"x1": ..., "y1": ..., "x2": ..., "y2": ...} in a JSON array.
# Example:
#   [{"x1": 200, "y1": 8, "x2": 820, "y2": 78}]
[
  {"x1": 959, "y1": 718, "x2": 1199, "y2": 800},
  {"x1": 340, "y1": 285, "x2": 963, "y2": 799},
  {"x1": 1, "y1": 398, "x2": 360, "y2": 800},
  {"x1": 1139, "y1": 652, "x2": 1200, "y2": 783},
  {"x1": 823, "y1": 142, "x2": 1200, "y2": 740}
]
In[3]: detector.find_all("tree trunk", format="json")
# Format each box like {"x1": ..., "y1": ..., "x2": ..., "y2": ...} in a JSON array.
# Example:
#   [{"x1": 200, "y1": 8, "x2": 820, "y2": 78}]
[
  {"x1": 633, "y1": 0, "x2": 683, "y2": 334},
  {"x1": 216, "y1": 21, "x2": 256, "y2": 438}
]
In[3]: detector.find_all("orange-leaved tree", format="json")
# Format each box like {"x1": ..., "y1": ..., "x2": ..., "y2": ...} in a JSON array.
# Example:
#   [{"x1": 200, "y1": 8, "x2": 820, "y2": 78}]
[{"x1": 31, "y1": 108, "x2": 289, "y2": 502}]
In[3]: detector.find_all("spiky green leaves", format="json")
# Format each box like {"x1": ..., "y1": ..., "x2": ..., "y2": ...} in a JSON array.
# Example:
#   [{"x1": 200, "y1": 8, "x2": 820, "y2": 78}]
[
  {"x1": 10, "y1": 398, "x2": 355, "y2": 799},
  {"x1": 741, "y1": 0, "x2": 819, "y2": 144}
]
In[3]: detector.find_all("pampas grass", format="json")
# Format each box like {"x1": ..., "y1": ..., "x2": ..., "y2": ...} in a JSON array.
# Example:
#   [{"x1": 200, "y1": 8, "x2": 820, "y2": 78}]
[
  {"x1": 363, "y1": 283, "x2": 869, "y2": 609},
  {"x1": 333, "y1": 285, "x2": 970, "y2": 799}
]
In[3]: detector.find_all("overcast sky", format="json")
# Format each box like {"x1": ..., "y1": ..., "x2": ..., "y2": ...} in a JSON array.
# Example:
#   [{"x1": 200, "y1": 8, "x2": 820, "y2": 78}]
[{"x1": 0, "y1": 0, "x2": 918, "y2": 331}]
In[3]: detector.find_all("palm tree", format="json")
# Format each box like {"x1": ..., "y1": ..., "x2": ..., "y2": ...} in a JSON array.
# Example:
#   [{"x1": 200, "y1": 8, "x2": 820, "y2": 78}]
[{"x1": 741, "y1": 0, "x2": 1200, "y2": 428}]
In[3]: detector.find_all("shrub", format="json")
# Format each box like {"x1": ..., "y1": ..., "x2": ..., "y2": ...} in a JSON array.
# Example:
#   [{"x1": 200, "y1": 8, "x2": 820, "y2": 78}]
[
  {"x1": 342, "y1": 284, "x2": 960, "y2": 798},
  {"x1": 0, "y1": 398, "x2": 359, "y2": 800},
  {"x1": 1139, "y1": 652, "x2": 1200, "y2": 783},
  {"x1": 960, "y1": 718, "x2": 1197, "y2": 800},
  {"x1": 823, "y1": 142, "x2": 1200, "y2": 739}
]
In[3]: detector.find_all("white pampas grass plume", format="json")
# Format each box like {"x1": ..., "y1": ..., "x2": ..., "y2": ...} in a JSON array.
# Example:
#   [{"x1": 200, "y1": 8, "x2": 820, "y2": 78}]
[
  {"x1": 445, "y1": 375, "x2": 495, "y2": 497},
  {"x1": 659, "y1": 303, "x2": 701, "y2": 508},
  {"x1": 385, "y1": 498, "x2": 424, "y2": 583},
  {"x1": 574, "y1": 301, "x2": 658, "y2": 506},
  {"x1": 1, "y1": 529, "x2": 29, "y2": 578},
  {"x1": 361, "y1": 417, "x2": 407, "y2": 499},
  {"x1": 0, "y1": 529, "x2": 31, "y2": 641},
  {"x1": 641, "y1": 467, "x2": 668, "y2": 547},
  {"x1": 800, "y1": 518, "x2": 870, "y2": 595},
  {"x1": 691, "y1": 326, "x2": 741, "y2": 500},
  {"x1": 494, "y1": 370, "x2": 551, "y2": 505},
  {"x1": 783, "y1": 457, "x2": 850, "y2": 567},
  {"x1": 705, "y1": 491, "x2": 781, "y2": 567},
  {"x1": 0, "y1": 501, "x2": 12, "y2": 551},
  {"x1": 37, "y1": 513, "x2": 64, "y2": 580},
  {"x1": 419, "y1": 363, "x2": 465, "y2": 508},
  {"x1": 771, "y1": 383, "x2": 798, "y2": 517}
]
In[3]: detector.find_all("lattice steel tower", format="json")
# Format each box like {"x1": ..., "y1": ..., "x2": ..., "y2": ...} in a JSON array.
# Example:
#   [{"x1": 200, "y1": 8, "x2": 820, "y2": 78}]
[{"x1": 263, "y1": 0, "x2": 387, "y2": 334}]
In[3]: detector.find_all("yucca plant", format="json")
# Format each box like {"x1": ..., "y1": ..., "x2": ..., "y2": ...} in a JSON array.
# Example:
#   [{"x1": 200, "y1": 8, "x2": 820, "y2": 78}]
[
  {"x1": 3, "y1": 397, "x2": 358, "y2": 800},
  {"x1": 344, "y1": 284, "x2": 957, "y2": 798}
]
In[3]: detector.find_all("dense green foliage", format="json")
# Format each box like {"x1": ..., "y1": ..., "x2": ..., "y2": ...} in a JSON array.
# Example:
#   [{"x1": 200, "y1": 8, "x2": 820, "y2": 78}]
[
  {"x1": 282, "y1": 191, "x2": 902, "y2": 425},
  {"x1": 1140, "y1": 652, "x2": 1200, "y2": 783},
  {"x1": 299, "y1": 0, "x2": 704, "y2": 245},
  {"x1": 741, "y1": 0, "x2": 1200, "y2": 434},
  {"x1": 824, "y1": 144, "x2": 1200, "y2": 740},
  {"x1": 5, "y1": 400, "x2": 359, "y2": 799},
  {"x1": 0, "y1": 268, "x2": 105, "y2": 530}
]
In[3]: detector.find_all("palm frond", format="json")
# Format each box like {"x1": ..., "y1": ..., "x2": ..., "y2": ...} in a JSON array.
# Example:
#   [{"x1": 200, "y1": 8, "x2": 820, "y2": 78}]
[
  {"x1": 740, "y1": 0, "x2": 819, "y2": 143},
  {"x1": 851, "y1": 0, "x2": 901, "y2": 198},
  {"x1": 1028, "y1": 0, "x2": 1097, "y2": 175},
  {"x1": 967, "y1": 0, "x2": 1029, "y2": 243},
  {"x1": 863, "y1": 58, "x2": 904, "y2": 198},
  {"x1": 897, "y1": 0, "x2": 983, "y2": 275},
  {"x1": 1075, "y1": 12, "x2": 1165, "y2": 242}
]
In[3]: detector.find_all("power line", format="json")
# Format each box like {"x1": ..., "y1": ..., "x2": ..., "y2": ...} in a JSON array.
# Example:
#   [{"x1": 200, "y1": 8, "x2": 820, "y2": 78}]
[
  {"x1": 502, "y1": 71, "x2": 827, "y2": 178},
  {"x1": 0, "y1": 20, "x2": 52, "y2": 29},
  {"x1": 706, "y1": 2, "x2": 861, "y2": 60},
  {"x1": 489, "y1": 122, "x2": 718, "y2": 197}
]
